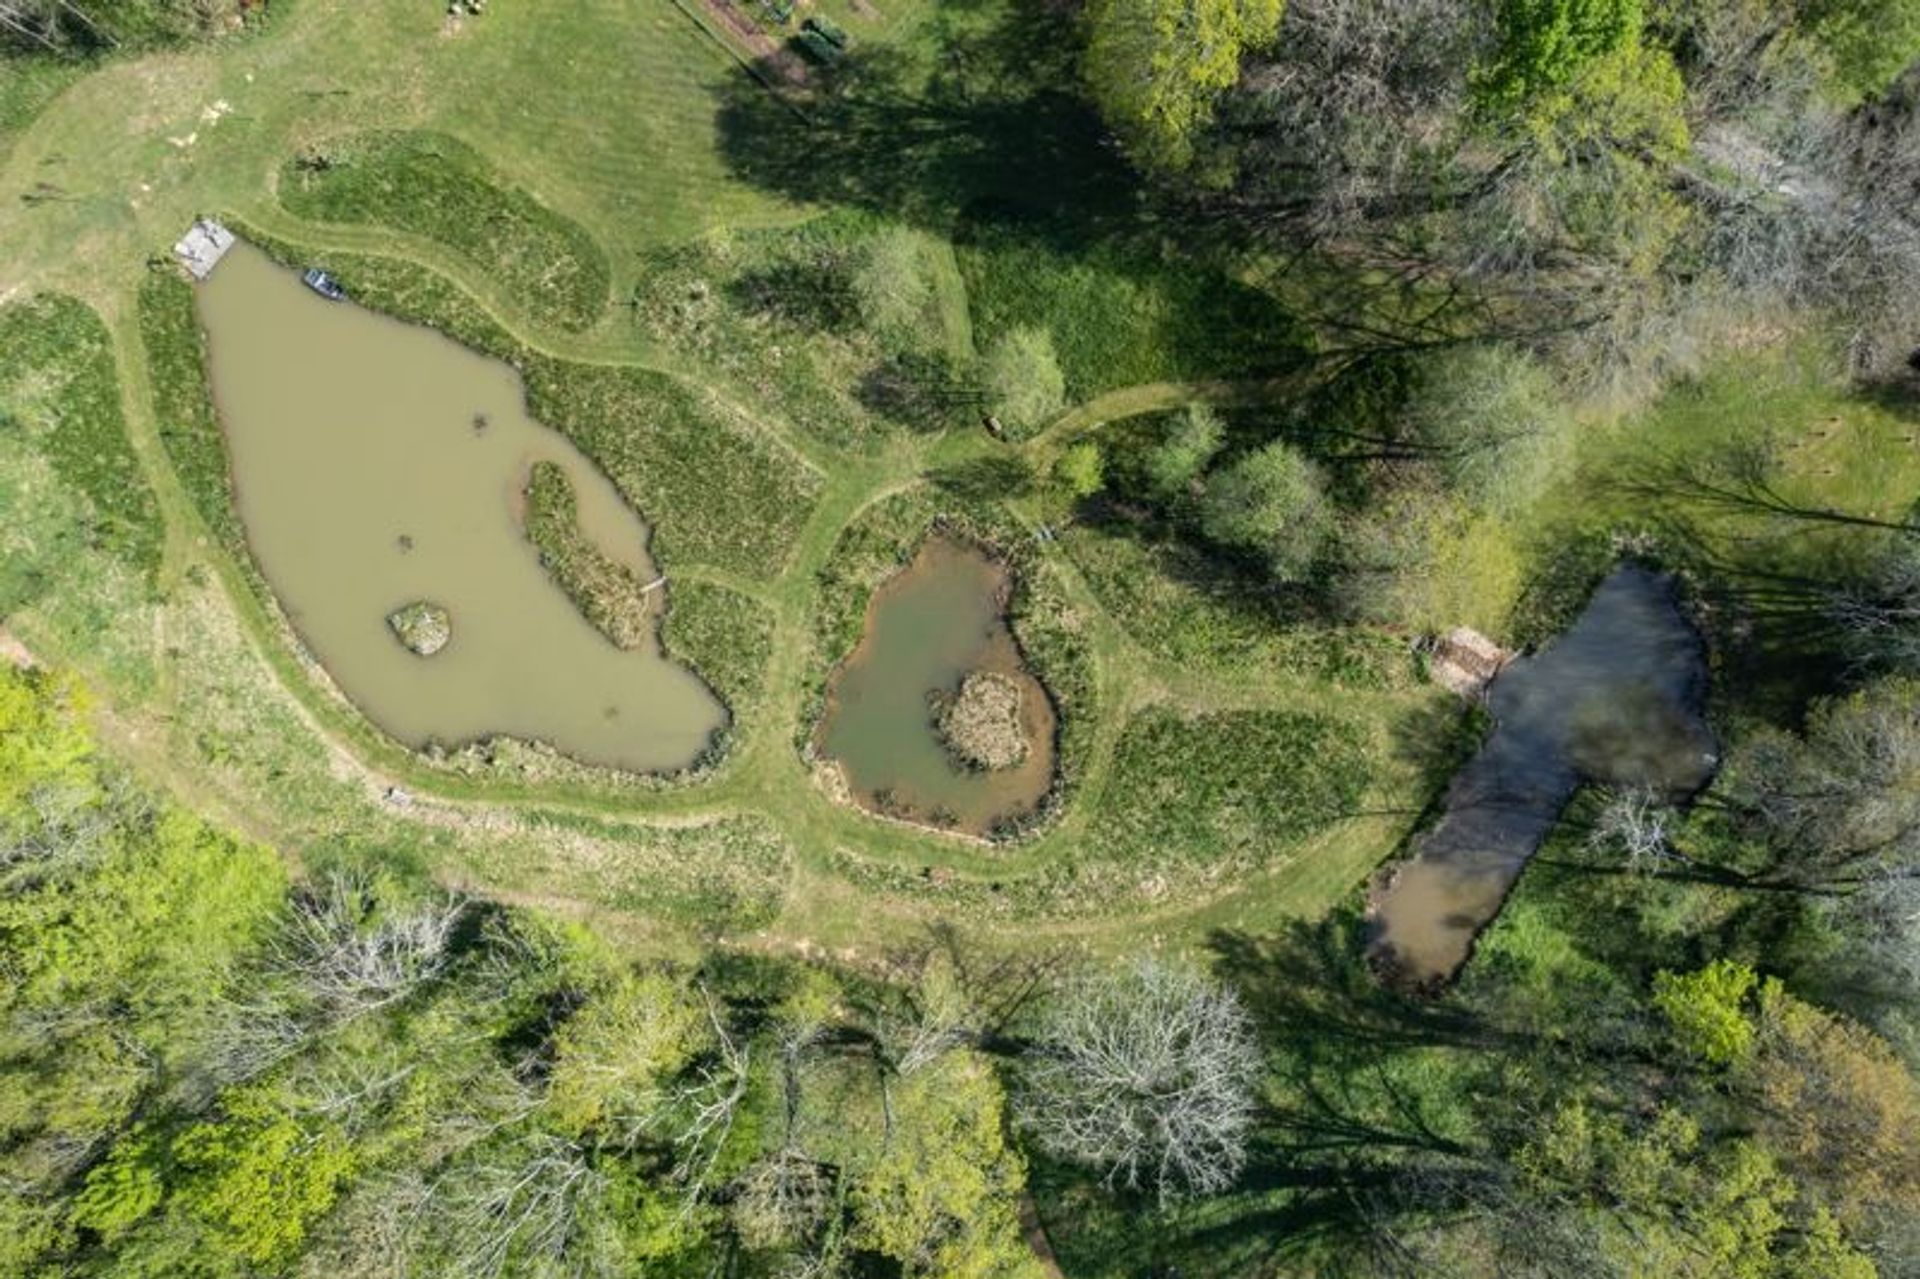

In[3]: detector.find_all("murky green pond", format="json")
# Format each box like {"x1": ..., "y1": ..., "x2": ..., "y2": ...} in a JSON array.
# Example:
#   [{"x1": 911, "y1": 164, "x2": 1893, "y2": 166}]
[
  {"x1": 1369, "y1": 566, "x2": 1717, "y2": 987},
  {"x1": 817, "y1": 536, "x2": 1056, "y2": 836},
  {"x1": 198, "y1": 242, "x2": 725, "y2": 772}
]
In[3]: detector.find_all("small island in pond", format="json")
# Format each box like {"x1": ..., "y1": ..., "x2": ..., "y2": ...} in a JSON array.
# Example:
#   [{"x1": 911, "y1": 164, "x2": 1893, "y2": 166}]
[{"x1": 386, "y1": 600, "x2": 451, "y2": 656}]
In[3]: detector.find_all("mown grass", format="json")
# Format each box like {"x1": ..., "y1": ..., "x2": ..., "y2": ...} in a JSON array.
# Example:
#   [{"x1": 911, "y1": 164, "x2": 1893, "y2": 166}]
[
  {"x1": 277, "y1": 130, "x2": 611, "y2": 333},
  {"x1": 660, "y1": 579, "x2": 776, "y2": 732},
  {"x1": 509, "y1": 809, "x2": 795, "y2": 935},
  {"x1": 1083, "y1": 706, "x2": 1372, "y2": 886},
  {"x1": 957, "y1": 223, "x2": 1309, "y2": 407},
  {"x1": 0, "y1": 57, "x2": 83, "y2": 168},
  {"x1": 0, "y1": 293, "x2": 160, "y2": 583},
  {"x1": 521, "y1": 460, "x2": 654, "y2": 650}
]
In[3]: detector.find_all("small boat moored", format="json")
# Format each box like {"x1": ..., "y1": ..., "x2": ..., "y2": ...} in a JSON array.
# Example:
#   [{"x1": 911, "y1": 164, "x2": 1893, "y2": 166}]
[{"x1": 302, "y1": 267, "x2": 347, "y2": 301}]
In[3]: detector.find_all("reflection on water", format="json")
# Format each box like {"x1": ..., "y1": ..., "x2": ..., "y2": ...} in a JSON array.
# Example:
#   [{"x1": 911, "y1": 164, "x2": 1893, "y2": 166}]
[
  {"x1": 816, "y1": 536, "x2": 1056, "y2": 836},
  {"x1": 1369, "y1": 567, "x2": 1716, "y2": 986},
  {"x1": 198, "y1": 242, "x2": 725, "y2": 772}
]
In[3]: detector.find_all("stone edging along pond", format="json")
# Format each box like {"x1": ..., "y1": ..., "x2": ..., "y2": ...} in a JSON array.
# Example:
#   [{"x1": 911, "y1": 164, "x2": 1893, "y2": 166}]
[
  {"x1": 799, "y1": 491, "x2": 1098, "y2": 847},
  {"x1": 140, "y1": 224, "x2": 752, "y2": 804}
]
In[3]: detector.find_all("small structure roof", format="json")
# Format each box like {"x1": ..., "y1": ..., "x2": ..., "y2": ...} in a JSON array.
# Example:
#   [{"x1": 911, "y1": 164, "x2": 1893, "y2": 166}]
[{"x1": 172, "y1": 217, "x2": 235, "y2": 281}]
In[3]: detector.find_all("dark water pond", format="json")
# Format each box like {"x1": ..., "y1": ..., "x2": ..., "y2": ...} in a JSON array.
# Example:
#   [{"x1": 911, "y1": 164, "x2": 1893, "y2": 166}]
[
  {"x1": 1369, "y1": 566, "x2": 1717, "y2": 986},
  {"x1": 816, "y1": 536, "x2": 1056, "y2": 836},
  {"x1": 198, "y1": 242, "x2": 726, "y2": 772}
]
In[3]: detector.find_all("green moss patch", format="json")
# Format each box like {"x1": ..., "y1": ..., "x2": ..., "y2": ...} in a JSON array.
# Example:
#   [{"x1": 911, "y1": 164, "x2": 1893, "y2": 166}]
[{"x1": 278, "y1": 130, "x2": 611, "y2": 333}]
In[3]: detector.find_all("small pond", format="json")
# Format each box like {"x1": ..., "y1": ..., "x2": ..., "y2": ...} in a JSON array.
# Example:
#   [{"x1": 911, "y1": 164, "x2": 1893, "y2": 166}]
[
  {"x1": 198, "y1": 242, "x2": 726, "y2": 772},
  {"x1": 816, "y1": 536, "x2": 1056, "y2": 836},
  {"x1": 1369, "y1": 566, "x2": 1717, "y2": 987}
]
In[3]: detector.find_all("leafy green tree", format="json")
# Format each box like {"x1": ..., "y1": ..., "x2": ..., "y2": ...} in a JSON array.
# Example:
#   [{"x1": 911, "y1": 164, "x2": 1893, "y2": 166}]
[
  {"x1": 1082, "y1": 0, "x2": 1285, "y2": 171},
  {"x1": 1654, "y1": 958, "x2": 1760, "y2": 1066},
  {"x1": 851, "y1": 225, "x2": 934, "y2": 342},
  {"x1": 0, "y1": 666, "x2": 94, "y2": 820},
  {"x1": 1053, "y1": 440, "x2": 1106, "y2": 500},
  {"x1": 851, "y1": 1051, "x2": 1043, "y2": 1278},
  {"x1": 1144, "y1": 403, "x2": 1225, "y2": 500},
  {"x1": 1400, "y1": 346, "x2": 1565, "y2": 512},
  {"x1": 1475, "y1": 0, "x2": 1648, "y2": 111},
  {"x1": 546, "y1": 972, "x2": 710, "y2": 1141},
  {"x1": 173, "y1": 1096, "x2": 357, "y2": 1270},
  {"x1": 1199, "y1": 441, "x2": 1331, "y2": 580},
  {"x1": 983, "y1": 327, "x2": 1066, "y2": 435},
  {"x1": 1798, "y1": 0, "x2": 1920, "y2": 104}
]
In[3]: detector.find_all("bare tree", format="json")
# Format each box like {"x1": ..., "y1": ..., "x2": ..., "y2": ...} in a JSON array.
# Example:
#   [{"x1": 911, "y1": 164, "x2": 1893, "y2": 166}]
[
  {"x1": 731, "y1": 1147, "x2": 835, "y2": 1252},
  {"x1": 419, "y1": 1132, "x2": 607, "y2": 1279},
  {"x1": 1019, "y1": 957, "x2": 1262, "y2": 1202},
  {"x1": 1588, "y1": 785, "x2": 1680, "y2": 873}
]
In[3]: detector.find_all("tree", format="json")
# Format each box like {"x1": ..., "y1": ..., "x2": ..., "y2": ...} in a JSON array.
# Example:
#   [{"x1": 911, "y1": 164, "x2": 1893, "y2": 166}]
[
  {"x1": 1798, "y1": 0, "x2": 1920, "y2": 104},
  {"x1": 982, "y1": 327, "x2": 1066, "y2": 435},
  {"x1": 546, "y1": 971, "x2": 710, "y2": 1143},
  {"x1": 1748, "y1": 979, "x2": 1920, "y2": 1218},
  {"x1": 1654, "y1": 958, "x2": 1761, "y2": 1066},
  {"x1": 851, "y1": 1050, "x2": 1042, "y2": 1278},
  {"x1": 1399, "y1": 345, "x2": 1565, "y2": 512},
  {"x1": 1144, "y1": 403, "x2": 1225, "y2": 499},
  {"x1": 851, "y1": 225, "x2": 933, "y2": 342},
  {"x1": 172, "y1": 1093, "x2": 358, "y2": 1270},
  {"x1": 1730, "y1": 678, "x2": 1920, "y2": 884},
  {"x1": 1200, "y1": 441, "x2": 1331, "y2": 580},
  {"x1": 1473, "y1": 0, "x2": 1648, "y2": 111},
  {"x1": 1019, "y1": 958, "x2": 1261, "y2": 1202},
  {"x1": 1082, "y1": 0, "x2": 1286, "y2": 172},
  {"x1": 1053, "y1": 440, "x2": 1106, "y2": 500}
]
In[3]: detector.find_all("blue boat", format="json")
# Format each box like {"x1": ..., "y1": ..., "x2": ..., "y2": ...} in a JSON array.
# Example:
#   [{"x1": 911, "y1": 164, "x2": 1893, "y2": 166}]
[{"x1": 302, "y1": 267, "x2": 346, "y2": 301}]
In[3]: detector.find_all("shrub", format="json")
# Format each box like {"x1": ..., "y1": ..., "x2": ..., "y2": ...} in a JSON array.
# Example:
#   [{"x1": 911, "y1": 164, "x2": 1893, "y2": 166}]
[
  {"x1": 983, "y1": 327, "x2": 1067, "y2": 437},
  {"x1": 1199, "y1": 441, "x2": 1331, "y2": 581}
]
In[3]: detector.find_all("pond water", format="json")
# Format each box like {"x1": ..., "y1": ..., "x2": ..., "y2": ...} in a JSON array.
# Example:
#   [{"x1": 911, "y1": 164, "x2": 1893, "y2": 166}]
[
  {"x1": 1369, "y1": 566, "x2": 1717, "y2": 987},
  {"x1": 198, "y1": 242, "x2": 726, "y2": 772},
  {"x1": 816, "y1": 536, "x2": 1056, "y2": 836}
]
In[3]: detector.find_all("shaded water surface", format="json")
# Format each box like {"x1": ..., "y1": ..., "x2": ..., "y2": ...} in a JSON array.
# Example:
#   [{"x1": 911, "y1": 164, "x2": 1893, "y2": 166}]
[
  {"x1": 817, "y1": 536, "x2": 1056, "y2": 835},
  {"x1": 198, "y1": 242, "x2": 725, "y2": 771},
  {"x1": 1369, "y1": 567, "x2": 1716, "y2": 986}
]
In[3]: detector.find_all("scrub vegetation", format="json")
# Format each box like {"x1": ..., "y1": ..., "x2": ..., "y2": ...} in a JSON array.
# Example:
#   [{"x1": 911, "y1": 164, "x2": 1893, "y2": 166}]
[
  {"x1": 6, "y1": 0, "x2": 1920, "y2": 1274},
  {"x1": 520, "y1": 461, "x2": 656, "y2": 651},
  {"x1": 278, "y1": 130, "x2": 612, "y2": 333}
]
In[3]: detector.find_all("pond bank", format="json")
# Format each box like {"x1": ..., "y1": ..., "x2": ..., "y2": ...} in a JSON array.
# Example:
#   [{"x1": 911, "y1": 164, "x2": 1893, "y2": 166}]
[
  {"x1": 815, "y1": 535, "x2": 1058, "y2": 838},
  {"x1": 1368, "y1": 566, "x2": 1717, "y2": 989},
  {"x1": 197, "y1": 242, "x2": 726, "y2": 773}
]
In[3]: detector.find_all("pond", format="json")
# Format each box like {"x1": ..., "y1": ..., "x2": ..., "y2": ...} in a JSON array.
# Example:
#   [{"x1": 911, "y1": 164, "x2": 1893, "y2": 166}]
[
  {"x1": 1368, "y1": 566, "x2": 1717, "y2": 987},
  {"x1": 816, "y1": 535, "x2": 1056, "y2": 836},
  {"x1": 197, "y1": 242, "x2": 726, "y2": 772}
]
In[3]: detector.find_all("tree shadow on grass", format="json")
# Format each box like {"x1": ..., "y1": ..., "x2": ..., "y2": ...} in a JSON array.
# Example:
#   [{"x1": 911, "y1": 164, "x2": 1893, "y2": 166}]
[{"x1": 719, "y1": 4, "x2": 1141, "y2": 244}]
